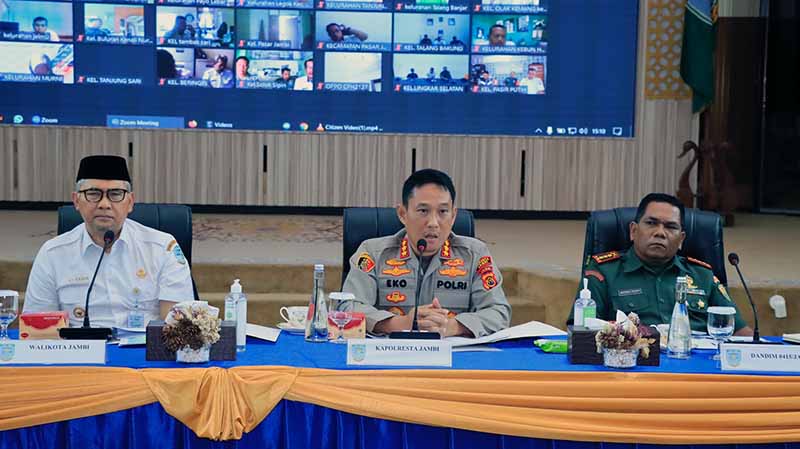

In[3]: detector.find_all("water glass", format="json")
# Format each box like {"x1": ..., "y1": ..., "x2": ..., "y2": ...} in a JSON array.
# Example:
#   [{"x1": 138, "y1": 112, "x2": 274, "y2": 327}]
[
  {"x1": 0, "y1": 290, "x2": 19, "y2": 340},
  {"x1": 328, "y1": 292, "x2": 355, "y2": 344},
  {"x1": 707, "y1": 306, "x2": 736, "y2": 362}
]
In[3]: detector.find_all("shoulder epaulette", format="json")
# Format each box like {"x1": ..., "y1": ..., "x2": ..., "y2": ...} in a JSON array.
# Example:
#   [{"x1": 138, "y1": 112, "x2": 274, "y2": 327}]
[
  {"x1": 686, "y1": 256, "x2": 712, "y2": 270},
  {"x1": 592, "y1": 250, "x2": 621, "y2": 264}
]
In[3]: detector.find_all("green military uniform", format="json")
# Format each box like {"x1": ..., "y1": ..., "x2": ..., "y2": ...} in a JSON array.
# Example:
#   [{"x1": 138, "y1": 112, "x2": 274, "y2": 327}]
[
  {"x1": 574, "y1": 247, "x2": 747, "y2": 332},
  {"x1": 342, "y1": 229, "x2": 511, "y2": 337}
]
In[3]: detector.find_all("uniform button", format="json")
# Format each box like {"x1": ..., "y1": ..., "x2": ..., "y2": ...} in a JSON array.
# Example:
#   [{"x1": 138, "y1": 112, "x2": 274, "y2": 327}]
[{"x1": 658, "y1": 297, "x2": 662, "y2": 303}]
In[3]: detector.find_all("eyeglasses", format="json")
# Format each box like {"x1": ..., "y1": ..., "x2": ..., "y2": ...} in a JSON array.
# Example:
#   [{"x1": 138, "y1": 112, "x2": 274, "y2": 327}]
[{"x1": 78, "y1": 188, "x2": 129, "y2": 203}]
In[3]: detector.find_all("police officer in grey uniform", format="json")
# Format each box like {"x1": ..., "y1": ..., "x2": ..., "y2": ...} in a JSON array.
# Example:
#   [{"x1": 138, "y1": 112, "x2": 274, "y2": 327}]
[{"x1": 343, "y1": 169, "x2": 511, "y2": 337}]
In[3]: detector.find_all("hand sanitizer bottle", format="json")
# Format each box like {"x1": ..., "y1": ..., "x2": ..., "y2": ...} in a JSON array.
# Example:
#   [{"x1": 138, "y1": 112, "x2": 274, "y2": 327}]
[
  {"x1": 224, "y1": 279, "x2": 247, "y2": 352},
  {"x1": 573, "y1": 278, "x2": 595, "y2": 327}
]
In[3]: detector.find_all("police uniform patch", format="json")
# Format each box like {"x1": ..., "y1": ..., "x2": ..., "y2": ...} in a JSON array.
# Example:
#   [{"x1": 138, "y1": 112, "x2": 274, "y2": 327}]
[
  {"x1": 592, "y1": 251, "x2": 620, "y2": 264},
  {"x1": 388, "y1": 306, "x2": 406, "y2": 316},
  {"x1": 386, "y1": 259, "x2": 406, "y2": 267},
  {"x1": 440, "y1": 239, "x2": 451, "y2": 258},
  {"x1": 73, "y1": 306, "x2": 86, "y2": 319},
  {"x1": 386, "y1": 291, "x2": 407, "y2": 303},
  {"x1": 357, "y1": 253, "x2": 375, "y2": 273},
  {"x1": 439, "y1": 266, "x2": 467, "y2": 278},
  {"x1": 382, "y1": 266, "x2": 411, "y2": 276},
  {"x1": 585, "y1": 269, "x2": 604, "y2": 282},
  {"x1": 172, "y1": 244, "x2": 187, "y2": 265},
  {"x1": 136, "y1": 268, "x2": 146, "y2": 279},
  {"x1": 444, "y1": 258, "x2": 464, "y2": 267},
  {"x1": 687, "y1": 257, "x2": 712, "y2": 270},
  {"x1": 481, "y1": 272, "x2": 498, "y2": 291}
]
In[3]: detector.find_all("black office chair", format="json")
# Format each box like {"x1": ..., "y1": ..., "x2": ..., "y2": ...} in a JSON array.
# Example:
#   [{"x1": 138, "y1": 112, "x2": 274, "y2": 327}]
[
  {"x1": 58, "y1": 203, "x2": 200, "y2": 300},
  {"x1": 581, "y1": 207, "x2": 727, "y2": 285},
  {"x1": 341, "y1": 207, "x2": 475, "y2": 287}
]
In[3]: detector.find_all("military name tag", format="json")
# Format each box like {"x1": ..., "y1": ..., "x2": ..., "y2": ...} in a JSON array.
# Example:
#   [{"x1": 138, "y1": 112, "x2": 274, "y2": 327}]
[
  {"x1": 346, "y1": 339, "x2": 452, "y2": 367},
  {"x1": 720, "y1": 343, "x2": 800, "y2": 372},
  {"x1": 0, "y1": 340, "x2": 106, "y2": 365}
]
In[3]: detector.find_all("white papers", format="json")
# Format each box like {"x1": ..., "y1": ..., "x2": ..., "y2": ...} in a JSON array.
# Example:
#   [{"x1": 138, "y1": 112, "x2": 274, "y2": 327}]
[
  {"x1": 446, "y1": 320, "x2": 566, "y2": 348},
  {"x1": 783, "y1": 333, "x2": 800, "y2": 344},
  {"x1": 246, "y1": 323, "x2": 281, "y2": 342}
]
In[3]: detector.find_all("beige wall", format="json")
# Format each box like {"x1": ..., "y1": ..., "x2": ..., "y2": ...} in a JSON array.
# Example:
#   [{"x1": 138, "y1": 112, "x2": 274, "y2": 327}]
[{"x1": 0, "y1": 2, "x2": 693, "y2": 211}]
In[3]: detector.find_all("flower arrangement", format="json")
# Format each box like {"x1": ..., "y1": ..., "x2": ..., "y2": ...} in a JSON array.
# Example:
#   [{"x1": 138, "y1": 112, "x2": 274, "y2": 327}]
[
  {"x1": 162, "y1": 302, "x2": 221, "y2": 353},
  {"x1": 595, "y1": 312, "x2": 655, "y2": 359}
]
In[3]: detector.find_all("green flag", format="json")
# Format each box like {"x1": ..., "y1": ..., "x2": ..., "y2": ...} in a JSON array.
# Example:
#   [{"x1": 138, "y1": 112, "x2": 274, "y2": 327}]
[{"x1": 680, "y1": 0, "x2": 718, "y2": 112}]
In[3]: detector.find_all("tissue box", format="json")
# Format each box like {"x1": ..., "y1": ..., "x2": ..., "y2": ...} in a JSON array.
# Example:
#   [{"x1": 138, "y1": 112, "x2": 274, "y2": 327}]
[
  {"x1": 568, "y1": 325, "x2": 660, "y2": 366},
  {"x1": 19, "y1": 311, "x2": 69, "y2": 339},
  {"x1": 327, "y1": 312, "x2": 366, "y2": 340},
  {"x1": 146, "y1": 320, "x2": 236, "y2": 361}
]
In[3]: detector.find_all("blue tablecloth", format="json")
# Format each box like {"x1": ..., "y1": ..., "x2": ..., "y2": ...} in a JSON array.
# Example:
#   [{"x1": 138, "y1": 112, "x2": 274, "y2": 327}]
[{"x1": 1, "y1": 332, "x2": 798, "y2": 449}]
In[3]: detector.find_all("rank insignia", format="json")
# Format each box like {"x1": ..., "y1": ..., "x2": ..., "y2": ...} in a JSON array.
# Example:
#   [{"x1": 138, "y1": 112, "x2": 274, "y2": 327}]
[
  {"x1": 481, "y1": 272, "x2": 498, "y2": 291},
  {"x1": 444, "y1": 258, "x2": 464, "y2": 267},
  {"x1": 718, "y1": 284, "x2": 732, "y2": 301},
  {"x1": 687, "y1": 257, "x2": 712, "y2": 270},
  {"x1": 399, "y1": 237, "x2": 410, "y2": 259},
  {"x1": 585, "y1": 269, "x2": 604, "y2": 282},
  {"x1": 73, "y1": 306, "x2": 86, "y2": 319},
  {"x1": 136, "y1": 268, "x2": 146, "y2": 279},
  {"x1": 697, "y1": 299, "x2": 705, "y2": 309},
  {"x1": 477, "y1": 256, "x2": 494, "y2": 275},
  {"x1": 592, "y1": 251, "x2": 620, "y2": 264},
  {"x1": 388, "y1": 306, "x2": 406, "y2": 316},
  {"x1": 386, "y1": 291, "x2": 407, "y2": 303},
  {"x1": 357, "y1": 253, "x2": 375, "y2": 273},
  {"x1": 440, "y1": 239, "x2": 451, "y2": 259},
  {"x1": 439, "y1": 266, "x2": 467, "y2": 278},
  {"x1": 382, "y1": 266, "x2": 411, "y2": 276},
  {"x1": 685, "y1": 275, "x2": 698, "y2": 290},
  {"x1": 386, "y1": 259, "x2": 406, "y2": 267}
]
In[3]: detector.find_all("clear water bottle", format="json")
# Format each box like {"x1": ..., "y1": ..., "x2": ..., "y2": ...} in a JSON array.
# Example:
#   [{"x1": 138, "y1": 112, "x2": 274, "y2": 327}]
[
  {"x1": 305, "y1": 264, "x2": 329, "y2": 342},
  {"x1": 667, "y1": 275, "x2": 691, "y2": 359}
]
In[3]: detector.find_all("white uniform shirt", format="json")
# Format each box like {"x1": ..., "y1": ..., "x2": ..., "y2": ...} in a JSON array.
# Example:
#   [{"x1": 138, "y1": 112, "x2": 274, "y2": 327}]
[{"x1": 23, "y1": 218, "x2": 194, "y2": 328}]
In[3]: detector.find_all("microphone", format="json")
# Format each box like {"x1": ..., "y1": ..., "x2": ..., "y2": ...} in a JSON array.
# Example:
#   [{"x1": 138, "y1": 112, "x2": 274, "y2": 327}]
[
  {"x1": 727, "y1": 252, "x2": 773, "y2": 344},
  {"x1": 389, "y1": 238, "x2": 440, "y2": 340},
  {"x1": 59, "y1": 230, "x2": 115, "y2": 340}
]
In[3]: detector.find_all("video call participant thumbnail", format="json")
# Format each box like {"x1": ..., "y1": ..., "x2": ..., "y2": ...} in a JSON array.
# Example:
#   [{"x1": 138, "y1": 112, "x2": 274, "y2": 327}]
[{"x1": 293, "y1": 58, "x2": 313, "y2": 90}]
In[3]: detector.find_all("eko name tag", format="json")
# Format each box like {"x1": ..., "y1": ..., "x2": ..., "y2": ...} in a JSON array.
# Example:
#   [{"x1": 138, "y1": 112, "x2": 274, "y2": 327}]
[
  {"x1": 0, "y1": 340, "x2": 106, "y2": 365},
  {"x1": 347, "y1": 339, "x2": 452, "y2": 367},
  {"x1": 720, "y1": 343, "x2": 800, "y2": 372}
]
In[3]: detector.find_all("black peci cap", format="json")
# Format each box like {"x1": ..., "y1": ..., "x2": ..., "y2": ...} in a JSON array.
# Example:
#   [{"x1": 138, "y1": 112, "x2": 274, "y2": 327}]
[{"x1": 76, "y1": 155, "x2": 131, "y2": 184}]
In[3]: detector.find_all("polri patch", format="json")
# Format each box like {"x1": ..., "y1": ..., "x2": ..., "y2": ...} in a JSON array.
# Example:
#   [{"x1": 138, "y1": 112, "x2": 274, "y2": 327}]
[
  {"x1": 357, "y1": 253, "x2": 375, "y2": 273},
  {"x1": 481, "y1": 272, "x2": 498, "y2": 291}
]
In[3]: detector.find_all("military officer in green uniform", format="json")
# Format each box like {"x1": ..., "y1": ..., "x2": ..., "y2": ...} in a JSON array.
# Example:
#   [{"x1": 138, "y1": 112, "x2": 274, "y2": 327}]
[
  {"x1": 343, "y1": 169, "x2": 511, "y2": 338},
  {"x1": 574, "y1": 193, "x2": 753, "y2": 336}
]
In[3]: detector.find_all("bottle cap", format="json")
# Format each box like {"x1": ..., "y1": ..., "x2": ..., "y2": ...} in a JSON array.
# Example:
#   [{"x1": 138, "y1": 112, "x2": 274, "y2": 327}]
[
  {"x1": 230, "y1": 278, "x2": 242, "y2": 293},
  {"x1": 329, "y1": 292, "x2": 355, "y2": 301},
  {"x1": 579, "y1": 278, "x2": 591, "y2": 299},
  {"x1": 314, "y1": 264, "x2": 324, "y2": 271}
]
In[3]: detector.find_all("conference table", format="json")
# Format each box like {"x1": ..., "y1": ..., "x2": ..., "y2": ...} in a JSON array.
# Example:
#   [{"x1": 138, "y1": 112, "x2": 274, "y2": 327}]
[{"x1": 1, "y1": 331, "x2": 799, "y2": 449}]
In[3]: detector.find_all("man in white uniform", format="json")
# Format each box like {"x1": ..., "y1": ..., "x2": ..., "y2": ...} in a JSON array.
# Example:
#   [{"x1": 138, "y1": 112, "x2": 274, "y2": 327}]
[{"x1": 23, "y1": 155, "x2": 194, "y2": 328}]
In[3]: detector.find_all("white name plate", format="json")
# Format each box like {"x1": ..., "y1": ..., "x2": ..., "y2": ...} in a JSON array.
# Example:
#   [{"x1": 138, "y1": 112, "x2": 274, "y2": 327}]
[
  {"x1": 0, "y1": 340, "x2": 106, "y2": 365},
  {"x1": 720, "y1": 343, "x2": 800, "y2": 372},
  {"x1": 346, "y1": 339, "x2": 452, "y2": 367}
]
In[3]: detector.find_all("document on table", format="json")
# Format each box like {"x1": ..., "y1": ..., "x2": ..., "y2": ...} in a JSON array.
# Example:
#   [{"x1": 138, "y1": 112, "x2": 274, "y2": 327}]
[
  {"x1": 246, "y1": 323, "x2": 281, "y2": 342},
  {"x1": 446, "y1": 320, "x2": 566, "y2": 348}
]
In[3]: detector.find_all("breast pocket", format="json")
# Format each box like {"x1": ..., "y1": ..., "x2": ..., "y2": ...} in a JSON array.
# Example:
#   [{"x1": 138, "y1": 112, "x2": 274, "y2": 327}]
[
  {"x1": 57, "y1": 279, "x2": 90, "y2": 326},
  {"x1": 433, "y1": 277, "x2": 470, "y2": 313},
  {"x1": 611, "y1": 289, "x2": 652, "y2": 316},
  {"x1": 686, "y1": 292, "x2": 709, "y2": 318},
  {"x1": 377, "y1": 275, "x2": 415, "y2": 310},
  {"x1": 128, "y1": 280, "x2": 159, "y2": 312}
]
